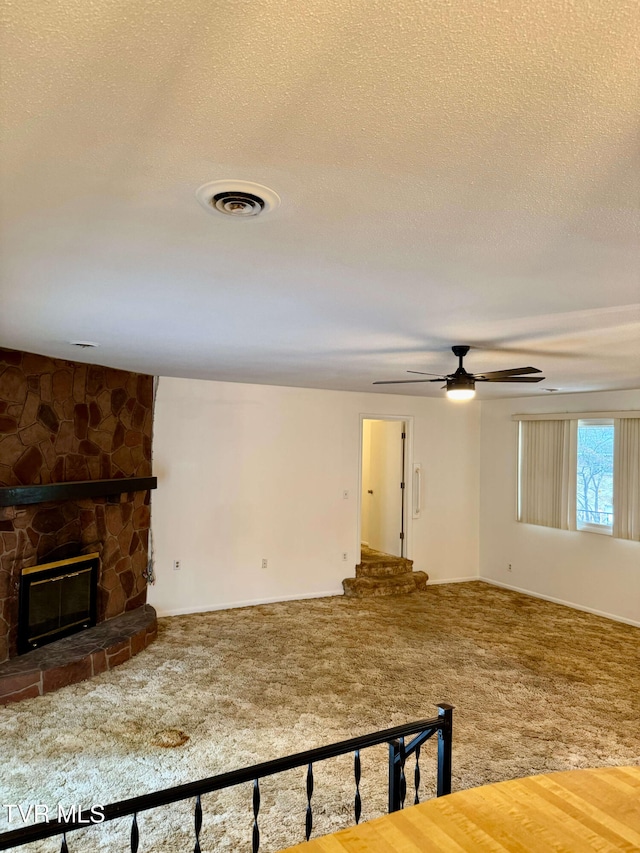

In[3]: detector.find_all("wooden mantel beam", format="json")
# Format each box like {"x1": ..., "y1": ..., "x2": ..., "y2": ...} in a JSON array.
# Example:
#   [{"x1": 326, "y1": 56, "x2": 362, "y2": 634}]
[{"x1": 0, "y1": 477, "x2": 157, "y2": 507}]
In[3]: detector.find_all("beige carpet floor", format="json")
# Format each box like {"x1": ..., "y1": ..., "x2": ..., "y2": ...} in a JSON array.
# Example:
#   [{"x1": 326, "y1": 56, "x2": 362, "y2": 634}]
[{"x1": 0, "y1": 581, "x2": 638, "y2": 852}]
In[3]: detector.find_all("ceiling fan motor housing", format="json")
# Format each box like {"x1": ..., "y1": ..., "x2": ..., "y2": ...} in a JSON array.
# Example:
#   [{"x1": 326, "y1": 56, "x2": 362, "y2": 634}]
[{"x1": 447, "y1": 373, "x2": 475, "y2": 393}]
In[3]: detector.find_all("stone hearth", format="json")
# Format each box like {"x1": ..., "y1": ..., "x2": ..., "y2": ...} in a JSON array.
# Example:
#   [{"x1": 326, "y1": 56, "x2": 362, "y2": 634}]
[{"x1": 0, "y1": 604, "x2": 157, "y2": 705}]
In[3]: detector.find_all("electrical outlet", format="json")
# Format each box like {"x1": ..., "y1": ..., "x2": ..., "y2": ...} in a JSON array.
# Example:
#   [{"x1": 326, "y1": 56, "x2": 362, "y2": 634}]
[
  {"x1": 343, "y1": 490, "x2": 349, "y2": 499},
  {"x1": 507, "y1": 563, "x2": 512, "y2": 572},
  {"x1": 173, "y1": 560, "x2": 181, "y2": 571},
  {"x1": 261, "y1": 558, "x2": 268, "y2": 569},
  {"x1": 342, "y1": 552, "x2": 348, "y2": 561}
]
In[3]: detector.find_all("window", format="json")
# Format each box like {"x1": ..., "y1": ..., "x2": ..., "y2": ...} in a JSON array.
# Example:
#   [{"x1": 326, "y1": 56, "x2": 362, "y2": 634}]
[
  {"x1": 516, "y1": 413, "x2": 640, "y2": 542},
  {"x1": 576, "y1": 420, "x2": 614, "y2": 534}
]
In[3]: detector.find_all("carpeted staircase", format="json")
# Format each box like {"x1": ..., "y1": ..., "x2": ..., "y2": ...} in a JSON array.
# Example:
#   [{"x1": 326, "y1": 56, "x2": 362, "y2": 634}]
[{"x1": 342, "y1": 545, "x2": 428, "y2": 597}]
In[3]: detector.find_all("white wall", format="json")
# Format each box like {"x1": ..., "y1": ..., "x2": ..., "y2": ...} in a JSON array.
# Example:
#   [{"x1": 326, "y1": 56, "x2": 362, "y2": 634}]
[
  {"x1": 149, "y1": 378, "x2": 480, "y2": 615},
  {"x1": 479, "y1": 389, "x2": 640, "y2": 626}
]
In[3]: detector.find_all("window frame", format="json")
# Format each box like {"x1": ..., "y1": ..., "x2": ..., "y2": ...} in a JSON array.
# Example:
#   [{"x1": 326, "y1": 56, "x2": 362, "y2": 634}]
[{"x1": 575, "y1": 418, "x2": 614, "y2": 536}]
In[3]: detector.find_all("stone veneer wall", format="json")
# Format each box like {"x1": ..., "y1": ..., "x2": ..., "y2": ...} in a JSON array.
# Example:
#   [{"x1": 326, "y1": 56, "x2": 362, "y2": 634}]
[{"x1": 0, "y1": 348, "x2": 154, "y2": 663}]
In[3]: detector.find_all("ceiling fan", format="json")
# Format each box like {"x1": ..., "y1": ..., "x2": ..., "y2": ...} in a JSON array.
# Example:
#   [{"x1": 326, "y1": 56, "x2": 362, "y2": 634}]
[{"x1": 373, "y1": 345, "x2": 545, "y2": 400}]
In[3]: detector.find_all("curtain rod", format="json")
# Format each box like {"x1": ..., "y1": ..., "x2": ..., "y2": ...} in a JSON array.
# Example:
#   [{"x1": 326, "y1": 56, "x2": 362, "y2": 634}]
[{"x1": 511, "y1": 411, "x2": 640, "y2": 421}]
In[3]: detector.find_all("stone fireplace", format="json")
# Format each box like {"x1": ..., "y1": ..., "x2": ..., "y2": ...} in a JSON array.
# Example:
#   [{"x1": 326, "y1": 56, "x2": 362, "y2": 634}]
[{"x1": 0, "y1": 347, "x2": 158, "y2": 702}]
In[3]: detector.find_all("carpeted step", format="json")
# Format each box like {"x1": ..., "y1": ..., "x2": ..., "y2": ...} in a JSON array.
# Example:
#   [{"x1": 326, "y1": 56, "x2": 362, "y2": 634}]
[
  {"x1": 343, "y1": 546, "x2": 429, "y2": 597},
  {"x1": 356, "y1": 558, "x2": 413, "y2": 578},
  {"x1": 412, "y1": 570, "x2": 428, "y2": 592},
  {"x1": 356, "y1": 545, "x2": 414, "y2": 577},
  {"x1": 342, "y1": 570, "x2": 429, "y2": 597}
]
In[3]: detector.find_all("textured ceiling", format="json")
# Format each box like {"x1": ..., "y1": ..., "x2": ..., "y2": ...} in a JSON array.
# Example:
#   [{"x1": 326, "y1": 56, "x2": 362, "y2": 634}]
[{"x1": 1, "y1": 0, "x2": 639, "y2": 398}]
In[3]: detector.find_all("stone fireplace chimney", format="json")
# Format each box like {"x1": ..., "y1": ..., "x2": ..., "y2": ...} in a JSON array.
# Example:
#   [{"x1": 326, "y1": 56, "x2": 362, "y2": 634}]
[{"x1": 0, "y1": 348, "x2": 155, "y2": 666}]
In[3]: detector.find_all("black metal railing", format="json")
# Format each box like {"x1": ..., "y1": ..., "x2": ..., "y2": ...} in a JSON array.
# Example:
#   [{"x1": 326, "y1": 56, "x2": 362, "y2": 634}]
[
  {"x1": 0, "y1": 703, "x2": 453, "y2": 852},
  {"x1": 577, "y1": 509, "x2": 613, "y2": 526}
]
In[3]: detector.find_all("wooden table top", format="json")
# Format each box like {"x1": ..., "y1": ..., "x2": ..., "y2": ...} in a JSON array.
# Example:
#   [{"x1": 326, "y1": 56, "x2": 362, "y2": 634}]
[{"x1": 281, "y1": 766, "x2": 640, "y2": 852}]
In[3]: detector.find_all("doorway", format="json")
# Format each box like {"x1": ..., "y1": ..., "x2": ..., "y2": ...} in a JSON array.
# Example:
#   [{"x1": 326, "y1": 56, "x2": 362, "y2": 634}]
[{"x1": 360, "y1": 418, "x2": 407, "y2": 558}]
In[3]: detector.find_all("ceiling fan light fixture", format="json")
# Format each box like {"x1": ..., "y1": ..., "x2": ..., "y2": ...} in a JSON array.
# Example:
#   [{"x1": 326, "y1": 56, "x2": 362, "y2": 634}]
[
  {"x1": 373, "y1": 345, "x2": 543, "y2": 400},
  {"x1": 446, "y1": 376, "x2": 476, "y2": 401}
]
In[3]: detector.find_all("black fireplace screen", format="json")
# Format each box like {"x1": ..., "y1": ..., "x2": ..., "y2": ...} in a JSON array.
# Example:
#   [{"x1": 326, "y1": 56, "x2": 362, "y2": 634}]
[{"x1": 18, "y1": 553, "x2": 99, "y2": 654}]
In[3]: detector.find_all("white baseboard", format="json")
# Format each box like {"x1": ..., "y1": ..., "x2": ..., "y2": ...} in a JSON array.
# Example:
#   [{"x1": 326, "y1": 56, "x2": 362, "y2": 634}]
[
  {"x1": 427, "y1": 576, "x2": 480, "y2": 585},
  {"x1": 153, "y1": 579, "x2": 639, "y2": 629},
  {"x1": 153, "y1": 589, "x2": 344, "y2": 618},
  {"x1": 480, "y1": 577, "x2": 640, "y2": 628}
]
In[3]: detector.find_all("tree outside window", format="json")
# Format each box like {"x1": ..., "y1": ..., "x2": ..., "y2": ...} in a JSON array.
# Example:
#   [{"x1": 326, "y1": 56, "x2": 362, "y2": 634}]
[{"x1": 576, "y1": 421, "x2": 614, "y2": 531}]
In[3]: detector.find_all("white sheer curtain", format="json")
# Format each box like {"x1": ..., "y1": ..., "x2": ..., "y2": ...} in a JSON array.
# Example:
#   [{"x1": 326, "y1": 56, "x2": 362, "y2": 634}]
[
  {"x1": 519, "y1": 419, "x2": 571, "y2": 529},
  {"x1": 613, "y1": 418, "x2": 640, "y2": 541}
]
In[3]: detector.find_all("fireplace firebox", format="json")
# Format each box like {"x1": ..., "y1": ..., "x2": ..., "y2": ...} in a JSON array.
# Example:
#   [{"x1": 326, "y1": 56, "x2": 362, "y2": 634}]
[{"x1": 18, "y1": 553, "x2": 99, "y2": 655}]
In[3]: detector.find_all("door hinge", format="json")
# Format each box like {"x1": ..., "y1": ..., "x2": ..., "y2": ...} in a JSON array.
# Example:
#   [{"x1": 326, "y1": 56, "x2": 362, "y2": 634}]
[
  {"x1": 401, "y1": 432, "x2": 406, "y2": 439},
  {"x1": 399, "y1": 532, "x2": 405, "y2": 540},
  {"x1": 400, "y1": 481, "x2": 405, "y2": 489}
]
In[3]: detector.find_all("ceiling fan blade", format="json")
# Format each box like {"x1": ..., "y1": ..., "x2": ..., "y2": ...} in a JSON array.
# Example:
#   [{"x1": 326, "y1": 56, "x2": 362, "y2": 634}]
[
  {"x1": 473, "y1": 367, "x2": 542, "y2": 379},
  {"x1": 373, "y1": 378, "x2": 444, "y2": 385},
  {"x1": 479, "y1": 376, "x2": 546, "y2": 383},
  {"x1": 406, "y1": 370, "x2": 447, "y2": 377}
]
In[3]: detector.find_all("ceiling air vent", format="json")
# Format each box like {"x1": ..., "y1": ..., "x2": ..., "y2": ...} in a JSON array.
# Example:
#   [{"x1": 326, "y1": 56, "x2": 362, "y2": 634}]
[
  {"x1": 196, "y1": 180, "x2": 280, "y2": 219},
  {"x1": 211, "y1": 191, "x2": 264, "y2": 217}
]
